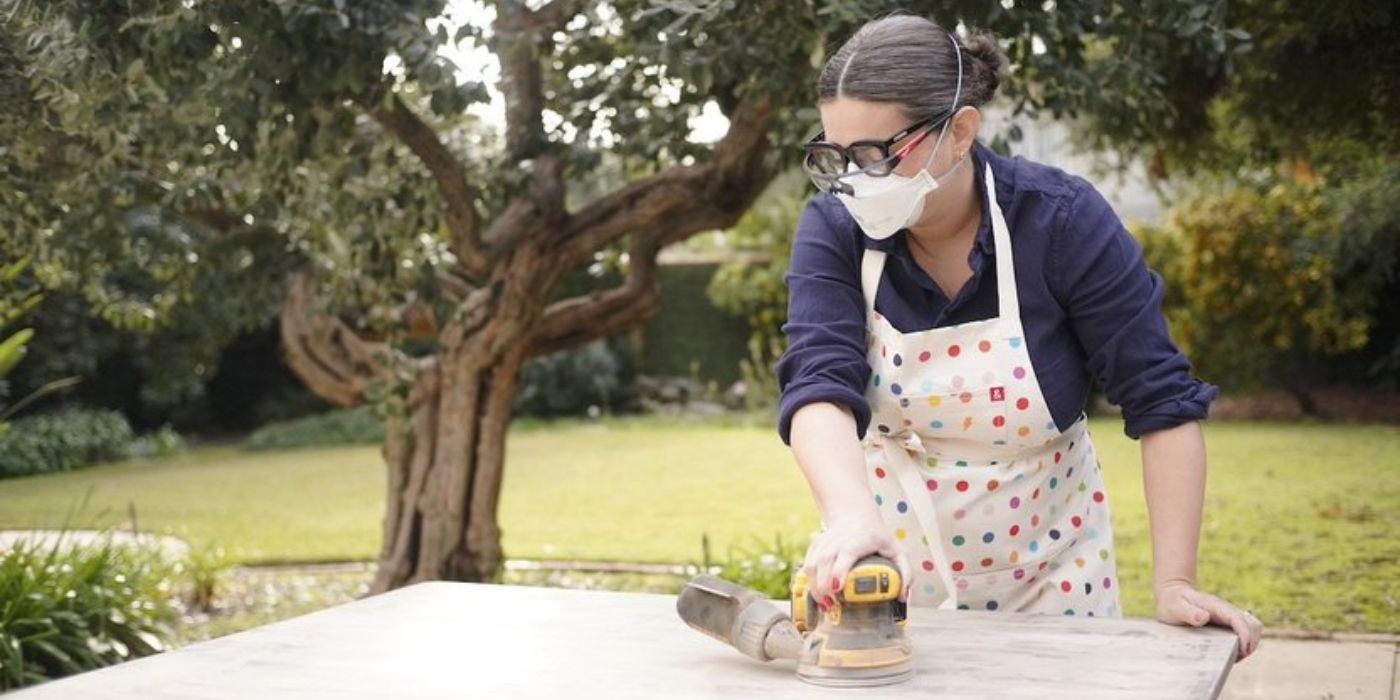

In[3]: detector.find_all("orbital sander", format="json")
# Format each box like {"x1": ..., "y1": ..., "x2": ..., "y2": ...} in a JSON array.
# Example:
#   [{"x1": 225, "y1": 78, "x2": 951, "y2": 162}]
[{"x1": 676, "y1": 555, "x2": 914, "y2": 687}]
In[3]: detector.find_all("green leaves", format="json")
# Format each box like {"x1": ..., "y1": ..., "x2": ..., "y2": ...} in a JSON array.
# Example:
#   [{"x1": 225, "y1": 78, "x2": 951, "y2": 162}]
[
  {"x1": 0, "y1": 327, "x2": 32, "y2": 379},
  {"x1": 1134, "y1": 173, "x2": 1376, "y2": 392},
  {"x1": 0, "y1": 255, "x2": 79, "y2": 429},
  {"x1": 0, "y1": 529, "x2": 180, "y2": 690},
  {"x1": 0, "y1": 407, "x2": 135, "y2": 479},
  {"x1": 694, "y1": 530, "x2": 805, "y2": 600},
  {"x1": 3, "y1": 0, "x2": 1326, "y2": 418},
  {"x1": 705, "y1": 170, "x2": 803, "y2": 329}
]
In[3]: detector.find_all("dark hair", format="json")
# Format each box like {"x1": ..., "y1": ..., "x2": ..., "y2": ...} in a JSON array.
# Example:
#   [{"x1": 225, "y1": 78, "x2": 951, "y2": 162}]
[{"x1": 817, "y1": 14, "x2": 1006, "y2": 122}]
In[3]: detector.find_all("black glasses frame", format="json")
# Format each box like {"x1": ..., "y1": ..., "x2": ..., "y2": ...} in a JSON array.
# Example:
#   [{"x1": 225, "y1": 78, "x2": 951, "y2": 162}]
[{"x1": 800, "y1": 107, "x2": 954, "y2": 181}]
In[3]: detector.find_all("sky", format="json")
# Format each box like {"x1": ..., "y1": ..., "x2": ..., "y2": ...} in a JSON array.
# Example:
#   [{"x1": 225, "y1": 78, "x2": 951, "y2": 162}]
[{"x1": 429, "y1": 0, "x2": 731, "y2": 146}]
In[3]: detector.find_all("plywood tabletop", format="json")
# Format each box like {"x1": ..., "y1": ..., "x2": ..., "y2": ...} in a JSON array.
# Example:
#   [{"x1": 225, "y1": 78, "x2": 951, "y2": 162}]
[{"x1": 10, "y1": 581, "x2": 1238, "y2": 699}]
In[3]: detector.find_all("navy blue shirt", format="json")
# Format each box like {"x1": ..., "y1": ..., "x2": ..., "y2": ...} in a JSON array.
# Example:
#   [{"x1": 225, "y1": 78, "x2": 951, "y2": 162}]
[{"x1": 775, "y1": 140, "x2": 1217, "y2": 446}]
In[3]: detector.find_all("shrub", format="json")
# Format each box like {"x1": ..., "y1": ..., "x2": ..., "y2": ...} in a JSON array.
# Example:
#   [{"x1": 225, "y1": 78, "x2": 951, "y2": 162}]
[
  {"x1": 731, "y1": 335, "x2": 784, "y2": 411},
  {"x1": 0, "y1": 408, "x2": 134, "y2": 479},
  {"x1": 123, "y1": 424, "x2": 187, "y2": 460},
  {"x1": 0, "y1": 530, "x2": 180, "y2": 691},
  {"x1": 1134, "y1": 176, "x2": 1373, "y2": 400},
  {"x1": 178, "y1": 543, "x2": 233, "y2": 613},
  {"x1": 514, "y1": 338, "x2": 635, "y2": 418},
  {"x1": 244, "y1": 405, "x2": 384, "y2": 450},
  {"x1": 695, "y1": 531, "x2": 805, "y2": 600}
]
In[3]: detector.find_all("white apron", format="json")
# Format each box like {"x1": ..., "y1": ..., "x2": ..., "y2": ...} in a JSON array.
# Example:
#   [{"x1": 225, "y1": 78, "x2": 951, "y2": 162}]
[{"x1": 860, "y1": 162, "x2": 1122, "y2": 617}]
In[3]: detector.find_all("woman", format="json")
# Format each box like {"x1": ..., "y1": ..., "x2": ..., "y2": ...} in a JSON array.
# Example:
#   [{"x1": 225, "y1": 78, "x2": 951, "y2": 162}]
[{"x1": 775, "y1": 14, "x2": 1262, "y2": 662}]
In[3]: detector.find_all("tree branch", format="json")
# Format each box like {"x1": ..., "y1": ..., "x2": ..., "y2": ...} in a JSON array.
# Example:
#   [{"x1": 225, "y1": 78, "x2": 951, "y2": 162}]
[
  {"x1": 479, "y1": 151, "x2": 566, "y2": 251},
  {"x1": 279, "y1": 272, "x2": 398, "y2": 407},
  {"x1": 435, "y1": 268, "x2": 477, "y2": 302},
  {"x1": 554, "y1": 94, "x2": 776, "y2": 271},
  {"x1": 494, "y1": 1, "x2": 547, "y2": 160},
  {"x1": 366, "y1": 94, "x2": 490, "y2": 278},
  {"x1": 528, "y1": 95, "x2": 777, "y2": 356},
  {"x1": 439, "y1": 280, "x2": 503, "y2": 350},
  {"x1": 529, "y1": 232, "x2": 663, "y2": 356},
  {"x1": 485, "y1": 0, "x2": 573, "y2": 251}
]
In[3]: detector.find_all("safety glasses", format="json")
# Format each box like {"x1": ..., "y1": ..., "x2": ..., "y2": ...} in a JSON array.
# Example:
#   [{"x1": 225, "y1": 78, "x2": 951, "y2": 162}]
[{"x1": 800, "y1": 108, "x2": 952, "y2": 181}]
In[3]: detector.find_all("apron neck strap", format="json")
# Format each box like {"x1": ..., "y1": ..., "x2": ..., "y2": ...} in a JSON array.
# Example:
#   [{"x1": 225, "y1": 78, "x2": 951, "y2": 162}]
[
  {"x1": 861, "y1": 248, "x2": 886, "y2": 318},
  {"x1": 984, "y1": 162, "x2": 1019, "y2": 321}
]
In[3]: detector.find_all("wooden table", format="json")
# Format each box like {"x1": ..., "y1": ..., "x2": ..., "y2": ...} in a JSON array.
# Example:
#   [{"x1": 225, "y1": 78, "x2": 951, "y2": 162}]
[{"x1": 10, "y1": 581, "x2": 1239, "y2": 699}]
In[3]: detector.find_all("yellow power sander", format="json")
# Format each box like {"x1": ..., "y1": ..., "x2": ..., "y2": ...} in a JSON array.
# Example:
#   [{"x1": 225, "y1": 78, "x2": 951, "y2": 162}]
[{"x1": 676, "y1": 555, "x2": 914, "y2": 687}]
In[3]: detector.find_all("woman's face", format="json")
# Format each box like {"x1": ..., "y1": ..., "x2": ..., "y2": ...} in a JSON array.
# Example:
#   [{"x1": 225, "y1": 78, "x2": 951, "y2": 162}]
[{"x1": 817, "y1": 97, "x2": 962, "y2": 180}]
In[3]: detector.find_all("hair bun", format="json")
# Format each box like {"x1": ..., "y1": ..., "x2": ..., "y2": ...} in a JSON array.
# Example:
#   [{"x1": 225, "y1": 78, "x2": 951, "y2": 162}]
[{"x1": 961, "y1": 28, "x2": 1006, "y2": 105}]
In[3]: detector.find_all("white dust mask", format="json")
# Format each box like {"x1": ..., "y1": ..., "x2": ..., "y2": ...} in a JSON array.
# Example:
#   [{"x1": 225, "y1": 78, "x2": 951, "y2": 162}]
[{"x1": 833, "y1": 124, "x2": 954, "y2": 240}]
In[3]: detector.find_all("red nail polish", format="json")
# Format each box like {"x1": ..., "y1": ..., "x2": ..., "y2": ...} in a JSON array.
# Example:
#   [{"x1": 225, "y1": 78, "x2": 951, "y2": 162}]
[
  {"x1": 823, "y1": 594, "x2": 835, "y2": 607},
  {"x1": 831, "y1": 577, "x2": 841, "y2": 590}
]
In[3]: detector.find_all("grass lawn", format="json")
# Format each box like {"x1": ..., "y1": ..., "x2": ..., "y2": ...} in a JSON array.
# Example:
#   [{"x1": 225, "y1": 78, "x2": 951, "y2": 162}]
[{"x1": 0, "y1": 414, "x2": 1395, "y2": 633}]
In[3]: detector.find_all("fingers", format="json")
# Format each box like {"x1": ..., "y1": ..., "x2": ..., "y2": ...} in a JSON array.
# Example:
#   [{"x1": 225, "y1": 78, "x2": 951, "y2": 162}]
[
  {"x1": 811, "y1": 542, "x2": 862, "y2": 608},
  {"x1": 803, "y1": 545, "x2": 837, "y2": 610},
  {"x1": 827, "y1": 549, "x2": 861, "y2": 602},
  {"x1": 1168, "y1": 592, "x2": 1212, "y2": 627},
  {"x1": 1157, "y1": 587, "x2": 1266, "y2": 663},
  {"x1": 1240, "y1": 610, "x2": 1264, "y2": 661},
  {"x1": 887, "y1": 547, "x2": 913, "y2": 602},
  {"x1": 802, "y1": 517, "x2": 900, "y2": 609},
  {"x1": 1198, "y1": 594, "x2": 1262, "y2": 662},
  {"x1": 871, "y1": 536, "x2": 913, "y2": 601}
]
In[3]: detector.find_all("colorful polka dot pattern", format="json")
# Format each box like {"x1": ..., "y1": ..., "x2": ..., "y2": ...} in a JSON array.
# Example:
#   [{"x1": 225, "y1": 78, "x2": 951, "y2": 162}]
[
  {"x1": 867, "y1": 432, "x2": 1121, "y2": 617},
  {"x1": 859, "y1": 263, "x2": 1121, "y2": 617},
  {"x1": 867, "y1": 332, "x2": 1049, "y2": 457}
]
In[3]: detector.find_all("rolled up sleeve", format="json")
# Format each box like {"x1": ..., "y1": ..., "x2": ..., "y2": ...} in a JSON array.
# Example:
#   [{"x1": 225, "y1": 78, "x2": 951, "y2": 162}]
[
  {"x1": 775, "y1": 197, "x2": 873, "y2": 446},
  {"x1": 1051, "y1": 179, "x2": 1219, "y2": 439}
]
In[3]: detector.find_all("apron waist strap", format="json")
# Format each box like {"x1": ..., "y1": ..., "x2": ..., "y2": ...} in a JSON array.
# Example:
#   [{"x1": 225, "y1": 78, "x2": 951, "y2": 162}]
[{"x1": 876, "y1": 434, "x2": 961, "y2": 608}]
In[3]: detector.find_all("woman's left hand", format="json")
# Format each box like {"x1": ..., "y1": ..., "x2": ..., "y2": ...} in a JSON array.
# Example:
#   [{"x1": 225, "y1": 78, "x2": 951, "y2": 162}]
[{"x1": 1155, "y1": 581, "x2": 1263, "y2": 662}]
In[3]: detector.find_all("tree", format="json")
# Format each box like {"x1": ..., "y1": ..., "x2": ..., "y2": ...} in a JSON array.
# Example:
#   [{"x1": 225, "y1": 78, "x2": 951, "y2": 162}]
[
  {"x1": 1108, "y1": 0, "x2": 1400, "y2": 177},
  {"x1": 1110, "y1": 2, "x2": 1400, "y2": 402},
  {"x1": 0, "y1": 0, "x2": 1245, "y2": 592}
]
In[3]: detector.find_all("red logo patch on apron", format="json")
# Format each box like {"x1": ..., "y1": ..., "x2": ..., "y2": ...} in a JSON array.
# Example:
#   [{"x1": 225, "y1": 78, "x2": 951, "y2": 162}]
[{"x1": 989, "y1": 386, "x2": 1006, "y2": 402}]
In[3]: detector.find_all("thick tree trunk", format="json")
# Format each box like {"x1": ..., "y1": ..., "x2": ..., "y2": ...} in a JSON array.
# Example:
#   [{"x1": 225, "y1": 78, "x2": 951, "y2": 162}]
[
  {"x1": 369, "y1": 341, "x2": 525, "y2": 593},
  {"x1": 366, "y1": 243, "x2": 552, "y2": 592},
  {"x1": 280, "y1": 270, "x2": 543, "y2": 594}
]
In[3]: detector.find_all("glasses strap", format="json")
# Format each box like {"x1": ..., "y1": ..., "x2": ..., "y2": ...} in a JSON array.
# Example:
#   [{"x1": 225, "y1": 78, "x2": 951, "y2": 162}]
[{"x1": 913, "y1": 32, "x2": 965, "y2": 172}]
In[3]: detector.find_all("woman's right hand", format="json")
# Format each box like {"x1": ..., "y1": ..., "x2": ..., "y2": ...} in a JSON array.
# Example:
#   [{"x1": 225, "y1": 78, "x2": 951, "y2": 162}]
[{"x1": 801, "y1": 508, "x2": 912, "y2": 611}]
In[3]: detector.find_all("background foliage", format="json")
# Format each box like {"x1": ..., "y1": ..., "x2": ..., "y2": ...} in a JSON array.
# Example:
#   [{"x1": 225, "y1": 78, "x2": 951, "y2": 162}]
[
  {"x1": 0, "y1": 407, "x2": 134, "y2": 479},
  {"x1": 0, "y1": 531, "x2": 180, "y2": 691},
  {"x1": 1, "y1": 0, "x2": 1260, "y2": 432},
  {"x1": 1137, "y1": 163, "x2": 1399, "y2": 399}
]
